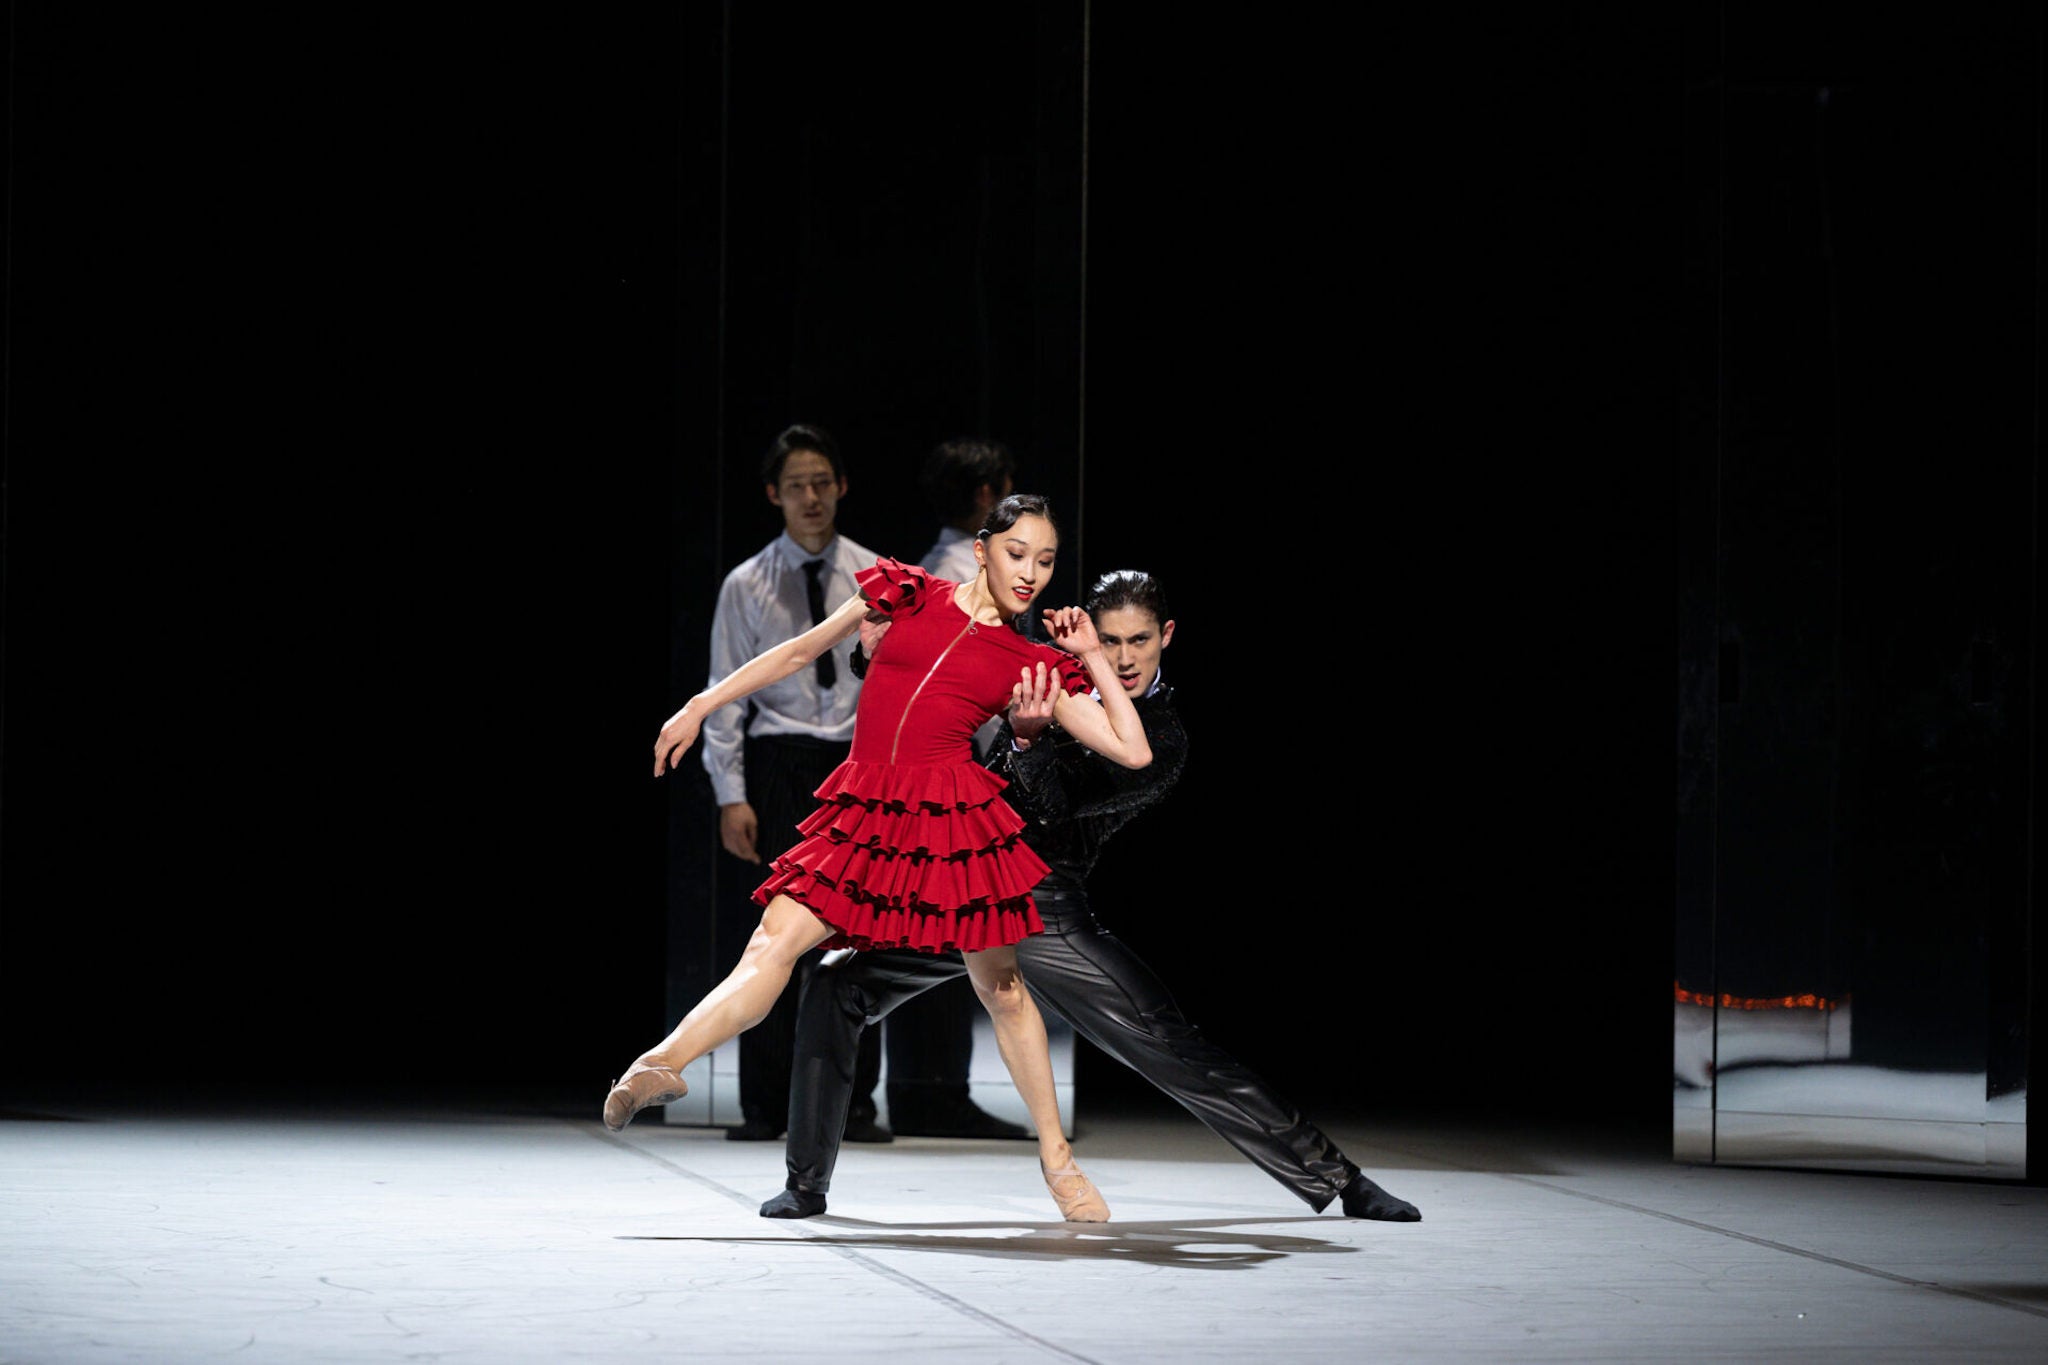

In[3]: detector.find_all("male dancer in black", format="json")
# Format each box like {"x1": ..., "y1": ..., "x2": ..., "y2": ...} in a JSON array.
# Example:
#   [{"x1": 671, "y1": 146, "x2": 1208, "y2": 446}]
[{"x1": 759, "y1": 570, "x2": 1421, "y2": 1222}]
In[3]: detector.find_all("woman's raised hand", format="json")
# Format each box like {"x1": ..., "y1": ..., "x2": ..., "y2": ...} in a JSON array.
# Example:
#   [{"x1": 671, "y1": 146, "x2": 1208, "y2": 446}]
[
  {"x1": 1007, "y1": 660, "x2": 1058, "y2": 746},
  {"x1": 653, "y1": 703, "x2": 704, "y2": 777},
  {"x1": 1041, "y1": 605, "x2": 1100, "y2": 656}
]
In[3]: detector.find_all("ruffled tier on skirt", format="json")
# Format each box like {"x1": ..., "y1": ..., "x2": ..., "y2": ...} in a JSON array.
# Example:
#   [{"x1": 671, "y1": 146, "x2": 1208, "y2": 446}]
[{"x1": 751, "y1": 759, "x2": 1047, "y2": 953}]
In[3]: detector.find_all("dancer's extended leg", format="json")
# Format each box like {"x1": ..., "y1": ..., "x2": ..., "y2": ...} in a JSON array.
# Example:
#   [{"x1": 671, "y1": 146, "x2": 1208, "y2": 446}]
[
  {"x1": 603, "y1": 894, "x2": 835, "y2": 1132},
  {"x1": 1016, "y1": 887, "x2": 1420, "y2": 1221},
  {"x1": 962, "y1": 944, "x2": 1110, "y2": 1223}
]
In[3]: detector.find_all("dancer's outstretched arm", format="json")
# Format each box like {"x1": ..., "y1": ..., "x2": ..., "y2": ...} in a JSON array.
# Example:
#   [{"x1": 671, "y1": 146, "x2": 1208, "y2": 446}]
[
  {"x1": 1040, "y1": 607, "x2": 1152, "y2": 770},
  {"x1": 654, "y1": 592, "x2": 871, "y2": 775}
]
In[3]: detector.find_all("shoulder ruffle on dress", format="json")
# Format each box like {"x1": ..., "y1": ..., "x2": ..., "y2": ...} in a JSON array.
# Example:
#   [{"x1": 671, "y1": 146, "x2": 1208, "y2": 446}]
[{"x1": 854, "y1": 555, "x2": 931, "y2": 618}]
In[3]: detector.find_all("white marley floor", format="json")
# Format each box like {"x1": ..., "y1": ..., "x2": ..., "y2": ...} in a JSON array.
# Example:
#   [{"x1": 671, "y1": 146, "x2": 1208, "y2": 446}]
[{"x1": 3, "y1": 1098, "x2": 2047, "y2": 1364}]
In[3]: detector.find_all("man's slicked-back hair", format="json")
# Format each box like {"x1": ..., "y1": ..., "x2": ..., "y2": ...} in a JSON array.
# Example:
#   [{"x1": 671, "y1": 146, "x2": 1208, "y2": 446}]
[{"x1": 1084, "y1": 569, "x2": 1171, "y2": 626}]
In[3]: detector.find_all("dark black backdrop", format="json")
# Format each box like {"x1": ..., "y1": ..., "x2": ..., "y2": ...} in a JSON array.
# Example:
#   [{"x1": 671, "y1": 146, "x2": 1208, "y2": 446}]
[{"x1": 1, "y1": 6, "x2": 1699, "y2": 1131}]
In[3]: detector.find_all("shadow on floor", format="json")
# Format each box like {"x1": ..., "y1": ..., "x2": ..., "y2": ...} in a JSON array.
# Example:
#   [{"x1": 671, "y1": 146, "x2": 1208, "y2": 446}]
[{"x1": 619, "y1": 1214, "x2": 1383, "y2": 1268}]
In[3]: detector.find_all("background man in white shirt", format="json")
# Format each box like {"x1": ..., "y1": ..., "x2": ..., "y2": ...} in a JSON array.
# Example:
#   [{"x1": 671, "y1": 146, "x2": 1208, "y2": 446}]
[{"x1": 702, "y1": 424, "x2": 885, "y2": 1142}]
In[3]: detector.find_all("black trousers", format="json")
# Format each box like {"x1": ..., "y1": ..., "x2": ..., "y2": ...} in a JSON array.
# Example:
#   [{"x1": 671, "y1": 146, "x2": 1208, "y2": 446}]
[
  {"x1": 726, "y1": 735, "x2": 880, "y2": 1125},
  {"x1": 784, "y1": 878, "x2": 1362, "y2": 1211},
  {"x1": 882, "y1": 975, "x2": 980, "y2": 1119}
]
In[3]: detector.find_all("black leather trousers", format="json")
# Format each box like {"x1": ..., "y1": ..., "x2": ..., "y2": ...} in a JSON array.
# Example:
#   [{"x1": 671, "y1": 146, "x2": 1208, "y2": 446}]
[{"x1": 784, "y1": 879, "x2": 1362, "y2": 1211}]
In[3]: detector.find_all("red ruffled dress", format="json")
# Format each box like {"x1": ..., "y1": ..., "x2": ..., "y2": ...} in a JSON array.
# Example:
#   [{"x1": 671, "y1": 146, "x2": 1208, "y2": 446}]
[{"x1": 752, "y1": 557, "x2": 1092, "y2": 953}]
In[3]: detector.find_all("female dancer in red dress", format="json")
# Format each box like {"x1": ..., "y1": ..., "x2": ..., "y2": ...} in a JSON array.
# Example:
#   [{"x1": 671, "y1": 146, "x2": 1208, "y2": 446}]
[{"x1": 605, "y1": 494, "x2": 1152, "y2": 1221}]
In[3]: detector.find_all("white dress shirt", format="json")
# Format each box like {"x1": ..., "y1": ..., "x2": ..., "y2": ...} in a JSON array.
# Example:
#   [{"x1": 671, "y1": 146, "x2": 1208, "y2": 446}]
[
  {"x1": 921, "y1": 525, "x2": 979, "y2": 583},
  {"x1": 702, "y1": 529, "x2": 874, "y2": 807}
]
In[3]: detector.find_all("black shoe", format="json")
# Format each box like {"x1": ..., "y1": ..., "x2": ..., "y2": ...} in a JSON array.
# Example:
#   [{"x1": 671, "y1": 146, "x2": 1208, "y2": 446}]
[
  {"x1": 842, "y1": 1111, "x2": 894, "y2": 1144},
  {"x1": 1339, "y1": 1172, "x2": 1421, "y2": 1222},
  {"x1": 890, "y1": 1099, "x2": 1031, "y2": 1140},
  {"x1": 759, "y1": 1186, "x2": 829, "y2": 1219},
  {"x1": 725, "y1": 1116, "x2": 786, "y2": 1142}
]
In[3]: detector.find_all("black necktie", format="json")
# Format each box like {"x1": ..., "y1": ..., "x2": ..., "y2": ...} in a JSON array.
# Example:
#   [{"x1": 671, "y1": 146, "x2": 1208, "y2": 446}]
[{"x1": 802, "y1": 559, "x2": 837, "y2": 689}]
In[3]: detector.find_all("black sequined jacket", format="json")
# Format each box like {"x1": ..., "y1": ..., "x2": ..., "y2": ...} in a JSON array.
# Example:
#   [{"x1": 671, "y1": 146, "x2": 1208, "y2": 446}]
[{"x1": 984, "y1": 686, "x2": 1189, "y2": 889}]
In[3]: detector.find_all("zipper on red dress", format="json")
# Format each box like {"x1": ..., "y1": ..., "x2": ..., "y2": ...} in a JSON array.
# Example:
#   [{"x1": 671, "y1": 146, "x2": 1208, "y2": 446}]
[{"x1": 891, "y1": 618, "x2": 977, "y2": 763}]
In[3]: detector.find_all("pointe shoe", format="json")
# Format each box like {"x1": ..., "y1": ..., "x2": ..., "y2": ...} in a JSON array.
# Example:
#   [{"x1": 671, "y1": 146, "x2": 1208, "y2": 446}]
[
  {"x1": 1040, "y1": 1157, "x2": 1110, "y2": 1223},
  {"x1": 602, "y1": 1060, "x2": 687, "y2": 1133}
]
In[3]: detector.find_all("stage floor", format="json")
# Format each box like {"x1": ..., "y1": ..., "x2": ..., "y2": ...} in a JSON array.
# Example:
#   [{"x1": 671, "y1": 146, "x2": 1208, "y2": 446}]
[{"x1": 3, "y1": 1098, "x2": 2046, "y2": 1363}]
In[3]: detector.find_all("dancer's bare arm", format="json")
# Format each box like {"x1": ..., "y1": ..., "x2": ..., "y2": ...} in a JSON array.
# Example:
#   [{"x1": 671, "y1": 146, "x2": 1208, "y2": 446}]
[
  {"x1": 1042, "y1": 607, "x2": 1152, "y2": 770},
  {"x1": 654, "y1": 592, "x2": 869, "y2": 775}
]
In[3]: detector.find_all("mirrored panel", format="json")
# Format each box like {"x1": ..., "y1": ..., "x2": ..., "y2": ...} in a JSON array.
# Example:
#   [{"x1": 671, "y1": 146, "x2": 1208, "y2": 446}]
[{"x1": 1676, "y1": 6, "x2": 2033, "y2": 1179}]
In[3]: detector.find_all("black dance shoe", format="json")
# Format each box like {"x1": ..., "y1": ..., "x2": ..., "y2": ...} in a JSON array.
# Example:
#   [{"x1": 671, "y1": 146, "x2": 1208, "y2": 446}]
[
  {"x1": 842, "y1": 1105, "x2": 894, "y2": 1144},
  {"x1": 725, "y1": 1116, "x2": 786, "y2": 1142},
  {"x1": 1339, "y1": 1172, "x2": 1421, "y2": 1222},
  {"x1": 889, "y1": 1098, "x2": 1031, "y2": 1140},
  {"x1": 759, "y1": 1186, "x2": 828, "y2": 1219}
]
